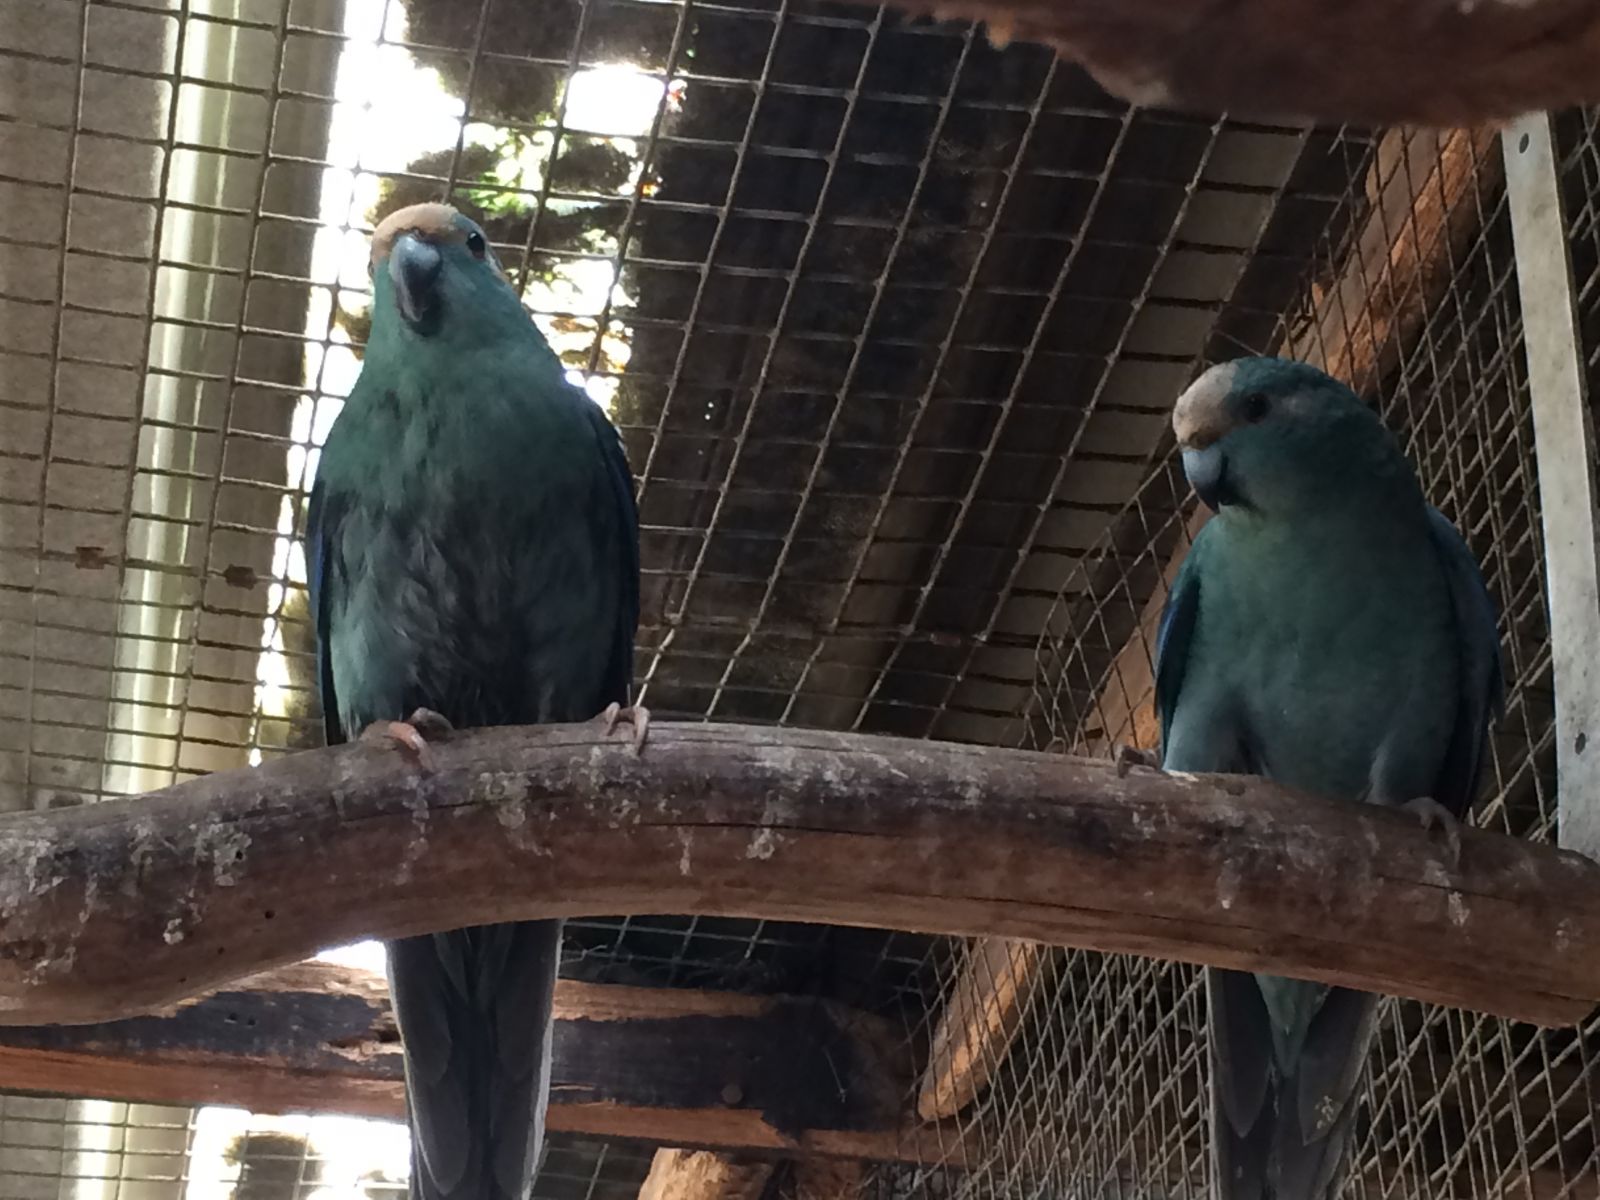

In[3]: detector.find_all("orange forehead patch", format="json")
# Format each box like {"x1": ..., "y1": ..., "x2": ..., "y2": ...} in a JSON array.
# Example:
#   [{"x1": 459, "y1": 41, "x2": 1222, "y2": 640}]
[
  {"x1": 369, "y1": 202, "x2": 466, "y2": 269},
  {"x1": 1172, "y1": 360, "x2": 1240, "y2": 449}
]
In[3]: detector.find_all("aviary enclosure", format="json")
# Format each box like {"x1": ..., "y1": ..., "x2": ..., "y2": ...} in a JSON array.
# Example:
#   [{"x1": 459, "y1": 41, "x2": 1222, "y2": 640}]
[{"x1": 0, "y1": 1, "x2": 1598, "y2": 1199}]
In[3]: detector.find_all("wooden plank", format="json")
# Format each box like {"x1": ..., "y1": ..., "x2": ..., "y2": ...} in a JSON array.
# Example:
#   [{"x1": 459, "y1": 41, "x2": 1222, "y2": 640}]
[
  {"x1": 844, "y1": 0, "x2": 1600, "y2": 126},
  {"x1": 639, "y1": 1151, "x2": 774, "y2": 1200},
  {"x1": 916, "y1": 126, "x2": 1502, "y2": 1122},
  {"x1": 0, "y1": 961, "x2": 942, "y2": 1163},
  {"x1": 0, "y1": 722, "x2": 1595, "y2": 1030},
  {"x1": 1502, "y1": 112, "x2": 1600, "y2": 863},
  {"x1": 1290, "y1": 128, "x2": 1503, "y2": 397},
  {"x1": 915, "y1": 938, "x2": 1053, "y2": 1122}
]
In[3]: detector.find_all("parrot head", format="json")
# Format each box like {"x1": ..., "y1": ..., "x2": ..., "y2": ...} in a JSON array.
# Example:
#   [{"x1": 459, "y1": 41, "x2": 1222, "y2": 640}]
[
  {"x1": 1171, "y1": 356, "x2": 1401, "y2": 515},
  {"x1": 368, "y1": 202, "x2": 520, "y2": 341}
]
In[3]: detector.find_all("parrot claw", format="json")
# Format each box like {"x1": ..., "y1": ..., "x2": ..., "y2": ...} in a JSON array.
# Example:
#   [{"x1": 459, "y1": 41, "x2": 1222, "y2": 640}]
[
  {"x1": 404, "y1": 707, "x2": 455, "y2": 740},
  {"x1": 1399, "y1": 796, "x2": 1462, "y2": 871},
  {"x1": 600, "y1": 702, "x2": 651, "y2": 756},
  {"x1": 1113, "y1": 743, "x2": 1162, "y2": 778},
  {"x1": 359, "y1": 710, "x2": 452, "y2": 775}
]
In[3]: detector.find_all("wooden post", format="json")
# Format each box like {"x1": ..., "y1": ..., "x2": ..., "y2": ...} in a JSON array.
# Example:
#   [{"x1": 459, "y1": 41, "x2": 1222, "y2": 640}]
[{"x1": 1502, "y1": 112, "x2": 1600, "y2": 863}]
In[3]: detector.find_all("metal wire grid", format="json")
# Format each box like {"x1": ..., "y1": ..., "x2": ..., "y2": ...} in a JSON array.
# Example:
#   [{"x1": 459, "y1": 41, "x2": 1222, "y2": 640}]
[
  {"x1": 1, "y1": 3, "x2": 1595, "y2": 1200},
  {"x1": 1005, "y1": 127, "x2": 1600, "y2": 1198},
  {"x1": 0, "y1": 0, "x2": 1339, "y2": 1191},
  {"x1": 0, "y1": 1096, "x2": 652, "y2": 1200},
  {"x1": 0, "y1": 0, "x2": 1369, "y2": 1021},
  {"x1": 873, "y1": 125, "x2": 1376, "y2": 1200},
  {"x1": 0, "y1": 0, "x2": 1361, "y2": 809},
  {"x1": 561, "y1": 913, "x2": 942, "y2": 1004}
]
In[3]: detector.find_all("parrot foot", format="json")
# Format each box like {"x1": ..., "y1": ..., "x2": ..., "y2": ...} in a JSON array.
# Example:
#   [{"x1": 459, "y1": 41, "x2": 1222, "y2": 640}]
[
  {"x1": 600, "y1": 702, "x2": 651, "y2": 756},
  {"x1": 1113, "y1": 743, "x2": 1162, "y2": 778},
  {"x1": 359, "y1": 708, "x2": 454, "y2": 774},
  {"x1": 1399, "y1": 796, "x2": 1462, "y2": 870}
]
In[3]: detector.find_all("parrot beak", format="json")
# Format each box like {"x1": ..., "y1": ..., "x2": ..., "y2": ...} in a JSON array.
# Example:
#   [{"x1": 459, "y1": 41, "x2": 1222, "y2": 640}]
[
  {"x1": 1183, "y1": 444, "x2": 1236, "y2": 511},
  {"x1": 389, "y1": 233, "x2": 443, "y2": 331}
]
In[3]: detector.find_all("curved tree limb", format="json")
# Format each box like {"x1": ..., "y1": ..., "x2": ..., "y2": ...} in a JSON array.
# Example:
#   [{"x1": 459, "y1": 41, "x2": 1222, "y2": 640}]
[{"x1": 0, "y1": 721, "x2": 1596, "y2": 1027}]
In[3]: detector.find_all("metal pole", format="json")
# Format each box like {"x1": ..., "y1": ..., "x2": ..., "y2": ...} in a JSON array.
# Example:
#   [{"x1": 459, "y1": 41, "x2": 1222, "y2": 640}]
[{"x1": 1503, "y1": 112, "x2": 1600, "y2": 860}]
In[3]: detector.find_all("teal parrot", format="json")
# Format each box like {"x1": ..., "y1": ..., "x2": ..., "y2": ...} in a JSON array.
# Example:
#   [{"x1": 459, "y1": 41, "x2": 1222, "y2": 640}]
[
  {"x1": 305, "y1": 202, "x2": 645, "y2": 1200},
  {"x1": 1153, "y1": 357, "x2": 1503, "y2": 1199}
]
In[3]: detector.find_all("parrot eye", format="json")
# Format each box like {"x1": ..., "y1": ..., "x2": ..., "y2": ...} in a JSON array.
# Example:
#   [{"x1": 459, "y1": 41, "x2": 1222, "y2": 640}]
[
  {"x1": 466, "y1": 230, "x2": 487, "y2": 260},
  {"x1": 1241, "y1": 392, "x2": 1270, "y2": 423}
]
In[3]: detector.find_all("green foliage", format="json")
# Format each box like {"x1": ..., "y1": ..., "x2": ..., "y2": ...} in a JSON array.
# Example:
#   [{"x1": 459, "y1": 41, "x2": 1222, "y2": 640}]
[
  {"x1": 372, "y1": 144, "x2": 501, "y2": 228},
  {"x1": 351, "y1": 2, "x2": 667, "y2": 394},
  {"x1": 399, "y1": 0, "x2": 577, "y2": 125},
  {"x1": 550, "y1": 139, "x2": 635, "y2": 195},
  {"x1": 224, "y1": 1132, "x2": 323, "y2": 1200}
]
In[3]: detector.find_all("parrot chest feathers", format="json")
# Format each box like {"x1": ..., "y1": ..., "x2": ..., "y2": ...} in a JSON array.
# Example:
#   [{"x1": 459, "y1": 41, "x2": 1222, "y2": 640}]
[
  {"x1": 1187, "y1": 509, "x2": 1459, "y2": 801},
  {"x1": 318, "y1": 381, "x2": 625, "y2": 732}
]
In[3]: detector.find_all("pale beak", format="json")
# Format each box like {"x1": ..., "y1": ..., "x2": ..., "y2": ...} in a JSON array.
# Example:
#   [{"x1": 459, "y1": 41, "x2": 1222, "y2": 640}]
[{"x1": 389, "y1": 232, "x2": 443, "y2": 330}]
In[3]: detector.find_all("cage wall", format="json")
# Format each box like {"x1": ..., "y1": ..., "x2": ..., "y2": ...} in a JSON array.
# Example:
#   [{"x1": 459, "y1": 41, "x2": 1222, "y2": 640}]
[
  {"x1": 1019, "y1": 126, "x2": 1597, "y2": 1198},
  {"x1": 0, "y1": 1, "x2": 1595, "y2": 1199}
]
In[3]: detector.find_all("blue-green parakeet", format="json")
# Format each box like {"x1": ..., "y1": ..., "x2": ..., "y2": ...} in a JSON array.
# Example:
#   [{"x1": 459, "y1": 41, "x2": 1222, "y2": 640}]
[
  {"x1": 306, "y1": 202, "x2": 644, "y2": 1200},
  {"x1": 1154, "y1": 357, "x2": 1503, "y2": 1199}
]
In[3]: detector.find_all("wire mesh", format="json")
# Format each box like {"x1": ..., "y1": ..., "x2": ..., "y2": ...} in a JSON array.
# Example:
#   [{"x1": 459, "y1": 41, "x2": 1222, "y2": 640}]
[
  {"x1": 0, "y1": 0, "x2": 1595, "y2": 1197},
  {"x1": 1013, "y1": 126, "x2": 1599, "y2": 1199},
  {"x1": 0, "y1": 1098, "x2": 653, "y2": 1200}
]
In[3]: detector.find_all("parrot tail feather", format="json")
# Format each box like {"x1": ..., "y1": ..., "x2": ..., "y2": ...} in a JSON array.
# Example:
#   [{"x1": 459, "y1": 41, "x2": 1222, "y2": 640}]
[
  {"x1": 389, "y1": 920, "x2": 563, "y2": 1200},
  {"x1": 1209, "y1": 970, "x2": 1380, "y2": 1200}
]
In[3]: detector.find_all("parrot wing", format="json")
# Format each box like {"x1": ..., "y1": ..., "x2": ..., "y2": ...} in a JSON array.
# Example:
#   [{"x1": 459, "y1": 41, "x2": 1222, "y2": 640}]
[
  {"x1": 305, "y1": 474, "x2": 343, "y2": 748},
  {"x1": 1154, "y1": 531, "x2": 1205, "y2": 761},
  {"x1": 588, "y1": 395, "x2": 641, "y2": 708},
  {"x1": 1424, "y1": 505, "x2": 1505, "y2": 817}
]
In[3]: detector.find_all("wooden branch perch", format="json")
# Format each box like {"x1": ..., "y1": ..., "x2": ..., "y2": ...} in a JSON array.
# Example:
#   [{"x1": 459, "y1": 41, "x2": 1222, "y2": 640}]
[
  {"x1": 0, "y1": 722, "x2": 1596, "y2": 1030},
  {"x1": 0, "y1": 961, "x2": 929, "y2": 1161},
  {"x1": 876, "y1": 0, "x2": 1600, "y2": 126}
]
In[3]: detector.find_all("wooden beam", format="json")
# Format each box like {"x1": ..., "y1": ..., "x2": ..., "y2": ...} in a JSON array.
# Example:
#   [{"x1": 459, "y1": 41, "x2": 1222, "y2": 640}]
[
  {"x1": 915, "y1": 126, "x2": 1504, "y2": 1122},
  {"x1": 1502, "y1": 113, "x2": 1600, "y2": 863},
  {"x1": 1288, "y1": 127, "x2": 1503, "y2": 398},
  {"x1": 639, "y1": 1151, "x2": 774, "y2": 1200},
  {"x1": 915, "y1": 938, "x2": 1054, "y2": 1122},
  {"x1": 855, "y1": 0, "x2": 1600, "y2": 126},
  {"x1": 634, "y1": 1119, "x2": 869, "y2": 1200},
  {"x1": 0, "y1": 960, "x2": 941, "y2": 1163},
  {"x1": 0, "y1": 722, "x2": 1596, "y2": 1030}
]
